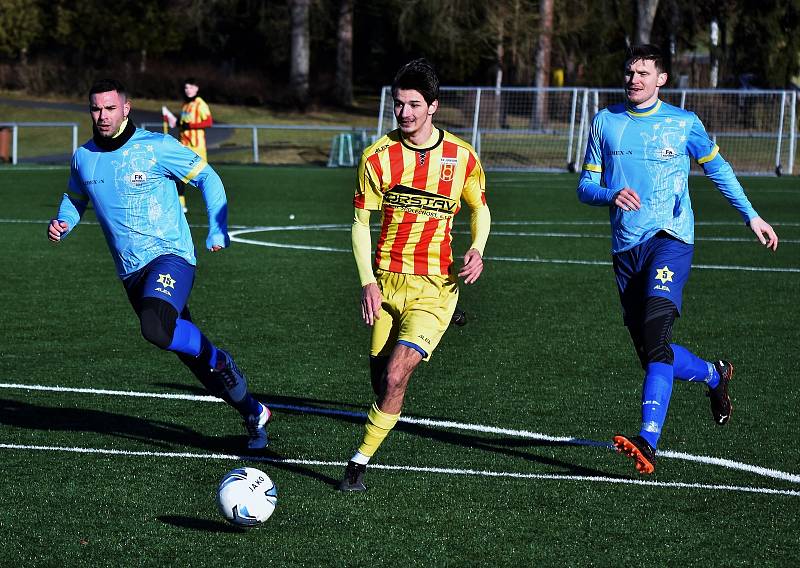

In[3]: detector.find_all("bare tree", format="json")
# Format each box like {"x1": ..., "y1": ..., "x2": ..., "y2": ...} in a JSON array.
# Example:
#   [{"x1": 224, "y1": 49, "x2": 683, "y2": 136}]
[
  {"x1": 635, "y1": 0, "x2": 660, "y2": 44},
  {"x1": 533, "y1": 0, "x2": 553, "y2": 129},
  {"x1": 334, "y1": 0, "x2": 353, "y2": 107},
  {"x1": 290, "y1": 0, "x2": 311, "y2": 108}
]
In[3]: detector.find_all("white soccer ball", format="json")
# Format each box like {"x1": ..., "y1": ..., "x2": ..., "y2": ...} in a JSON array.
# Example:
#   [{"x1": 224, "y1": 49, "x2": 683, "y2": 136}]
[{"x1": 216, "y1": 467, "x2": 278, "y2": 526}]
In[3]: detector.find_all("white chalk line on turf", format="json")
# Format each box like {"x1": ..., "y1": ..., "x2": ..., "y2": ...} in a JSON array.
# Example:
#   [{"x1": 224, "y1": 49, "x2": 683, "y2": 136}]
[
  {"x1": 2, "y1": 382, "x2": 798, "y2": 485},
  {"x1": 0, "y1": 443, "x2": 797, "y2": 498},
  {"x1": 227, "y1": 226, "x2": 800, "y2": 272}
]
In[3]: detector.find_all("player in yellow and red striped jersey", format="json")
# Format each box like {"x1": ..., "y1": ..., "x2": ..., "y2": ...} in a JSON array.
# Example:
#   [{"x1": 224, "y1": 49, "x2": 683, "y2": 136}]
[
  {"x1": 177, "y1": 78, "x2": 213, "y2": 212},
  {"x1": 338, "y1": 59, "x2": 491, "y2": 492}
]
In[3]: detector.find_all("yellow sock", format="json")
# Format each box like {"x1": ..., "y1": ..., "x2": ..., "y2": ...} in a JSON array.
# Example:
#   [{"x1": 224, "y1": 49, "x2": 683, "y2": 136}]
[
  {"x1": 178, "y1": 195, "x2": 187, "y2": 208},
  {"x1": 357, "y1": 402, "x2": 400, "y2": 458}
]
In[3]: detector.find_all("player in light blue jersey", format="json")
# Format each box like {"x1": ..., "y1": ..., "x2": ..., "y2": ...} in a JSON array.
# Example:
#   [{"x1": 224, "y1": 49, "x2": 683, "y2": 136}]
[
  {"x1": 577, "y1": 45, "x2": 779, "y2": 474},
  {"x1": 47, "y1": 79, "x2": 271, "y2": 450}
]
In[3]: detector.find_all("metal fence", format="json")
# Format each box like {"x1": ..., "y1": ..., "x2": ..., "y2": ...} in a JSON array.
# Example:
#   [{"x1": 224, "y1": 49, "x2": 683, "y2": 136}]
[
  {"x1": 140, "y1": 123, "x2": 370, "y2": 166},
  {"x1": 377, "y1": 86, "x2": 798, "y2": 176},
  {"x1": 0, "y1": 122, "x2": 79, "y2": 165},
  {"x1": 2, "y1": 89, "x2": 796, "y2": 175}
]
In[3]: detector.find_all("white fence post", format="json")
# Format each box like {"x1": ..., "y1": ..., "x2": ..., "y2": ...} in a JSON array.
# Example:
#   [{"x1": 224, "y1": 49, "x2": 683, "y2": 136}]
[
  {"x1": 789, "y1": 91, "x2": 797, "y2": 176},
  {"x1": 377, "y1": 87, "x2": 387, "y2": 137},
  {"x1": 252, "y1": 127, "x2": 259, "y2": 163},
  {"x1": 566, "y1": 88, "x2": 578, "y2": 170},
  {"x1": 12, "y1": 125, "x2": 18, "y2": 165},
  {"x1": 471, "y1": 88, "x2": 482, "y2": 147},
  {"x1": 776, "y1": 91, "x2": 786, "y2": 174}
]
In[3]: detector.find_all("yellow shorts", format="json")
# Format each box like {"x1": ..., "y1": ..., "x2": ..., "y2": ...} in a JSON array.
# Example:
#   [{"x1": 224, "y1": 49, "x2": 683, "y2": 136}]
[{"x1": 370, "y1": 269, "x2": 459, "y2": 361}]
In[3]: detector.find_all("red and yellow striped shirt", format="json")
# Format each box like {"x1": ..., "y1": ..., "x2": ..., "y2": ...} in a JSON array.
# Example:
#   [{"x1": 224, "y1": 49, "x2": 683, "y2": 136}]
[
  {"x1": 179, "y1": 96, "x2": 213, "y2": 161},
  {"x1": 354, "y1": 128, "x2": 487, "y2": 276}
]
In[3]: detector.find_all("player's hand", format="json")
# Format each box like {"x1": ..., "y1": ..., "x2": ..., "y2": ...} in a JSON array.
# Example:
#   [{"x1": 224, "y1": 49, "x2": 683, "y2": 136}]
[
  {"x1": 614, "y1": 188, "x2": 641, "y2": 212},
  {"x1": 458, "y1": 248, "x2": 484, "y2": 284},
  {"x1": 748, "y1": 216, "x2": 779, "y2": 251},
  {"x1": 361, "y1": 282, "x2": 382, "y2": 326},
  {"x1": 47, "y1": 219, "x2": 69, "y2": 242},
  {"x1": 209, "y1": 245, "x2": 224, "y2": 252}
]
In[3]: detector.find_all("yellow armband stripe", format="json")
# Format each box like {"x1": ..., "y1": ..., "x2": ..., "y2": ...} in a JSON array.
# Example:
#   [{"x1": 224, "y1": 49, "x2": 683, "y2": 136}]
[
  {"x1": 181, "y1": 159, "x2": 208, "y2": 184},
  {"x1": 583, "y1": 163, "x2": 602, "y2": 173},
  {"x1": 697, "y1": 145, "x2": 719, "y2": 165}
]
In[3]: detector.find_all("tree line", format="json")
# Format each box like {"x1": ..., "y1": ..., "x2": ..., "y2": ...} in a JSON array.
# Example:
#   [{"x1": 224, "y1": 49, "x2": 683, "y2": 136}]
[{"x1": 0, "y1": 0, "x2": 798, "y2": 108}]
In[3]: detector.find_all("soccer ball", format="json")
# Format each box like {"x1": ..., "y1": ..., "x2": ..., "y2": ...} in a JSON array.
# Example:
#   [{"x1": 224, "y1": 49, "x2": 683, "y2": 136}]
[{"x1": 216, "y1": 467, "x2": 278, "y2": 526}]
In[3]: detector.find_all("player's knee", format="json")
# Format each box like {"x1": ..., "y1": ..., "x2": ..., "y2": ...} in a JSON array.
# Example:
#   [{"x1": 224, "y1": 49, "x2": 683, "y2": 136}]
[
  {"x1": 643, "y1": 338, "x2": 674, "y2": 364},
  {"x1": 627, "y1": 327, "x2": 648, "y2": 369},
  {"x1": 383, "y1": 366, "x2": 411, "y2": 395},
  {"x1": 641, "y1": 296, "x2": 677, "y2": 365},
  {"x1": 138, "y1": 298, "x2": 178, "y2": 350},
  {"x1": 140, "y1": 309, "x2": 172, "y2": 349},
  {"x1": 633, "y1": 343, "x2": 649, "y2": 369},
  {"x1": 369, "y1": 356, "x2": 389, "y2": 397}
]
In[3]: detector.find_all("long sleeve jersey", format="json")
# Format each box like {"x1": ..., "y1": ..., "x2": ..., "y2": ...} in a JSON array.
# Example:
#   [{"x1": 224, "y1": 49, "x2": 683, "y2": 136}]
[
  {"x1": 577, "y1": 99, "x2": 759, "y2": 254},
  {"x1": 57, "y1": 125, "x2": 229, "y2": 277},
  {"x1": 354, "y1": 127, "x2": 489, "y2": 275}
]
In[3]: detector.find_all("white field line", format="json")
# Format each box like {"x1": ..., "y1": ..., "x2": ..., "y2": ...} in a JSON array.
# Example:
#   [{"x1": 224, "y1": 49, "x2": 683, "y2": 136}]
[
  {"x1": 11, "y1": 215, "x2": 795, "y2": 270},
  {"x1": 0, "y1": 443, "x2": 797, "y2": 498},
  {"x1": 226, "y1": 226, "x2": 800, "y2": 272},
  {"x1": 1, "y1": 382, "x2": 798, "y2": 486},
  {"x1": 8, "y1": 217, "x2": 800, "y2": 251}
]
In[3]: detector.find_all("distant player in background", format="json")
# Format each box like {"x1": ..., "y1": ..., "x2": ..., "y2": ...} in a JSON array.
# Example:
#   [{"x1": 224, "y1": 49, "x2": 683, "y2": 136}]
[
  {"x1": 577, "y1": 45, "x2": 779, "y2": 474},
  {"x1": 177, "y1": 78, "x2": 213, "y2": 213},
  {"x1": 338, "y1": 59, "x2": 491, "y2": 491},
  {"x1": 48, "y1": 79, "x2": 270, "y2": 449}
]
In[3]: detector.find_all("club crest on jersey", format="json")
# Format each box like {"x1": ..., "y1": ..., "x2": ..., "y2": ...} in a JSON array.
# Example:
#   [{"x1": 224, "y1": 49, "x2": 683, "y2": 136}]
[
  {"x1": 156, "y1": 273, "x2": 176, "y2": 296},
  {"x1": 440, "y1": 157, "x2": 458, "y2": 181},
  {"x1": 129, "y1": 171, "x2": 147, "y2": 185}
]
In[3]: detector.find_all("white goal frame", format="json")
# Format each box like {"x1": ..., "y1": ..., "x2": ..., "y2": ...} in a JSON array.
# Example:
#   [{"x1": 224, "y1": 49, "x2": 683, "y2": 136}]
[{"x1": 376, "y1": 86, "x2": 797, "y2": 176}]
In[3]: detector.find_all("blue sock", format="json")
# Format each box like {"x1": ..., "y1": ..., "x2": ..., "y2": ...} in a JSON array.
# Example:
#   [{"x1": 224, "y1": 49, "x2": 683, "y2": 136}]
[
  {"x1": 168, "y1": 319, "x2": 217, "y2": 368},
  {"x1": 237, "y1": 395, "x2": 263, "y2": 418},
  {"x1": 639, "y1": 362, "x2": 674, "y2": 449},
  {"x1": 672, "y1": 344, "x2": 718, "y2": 387}
]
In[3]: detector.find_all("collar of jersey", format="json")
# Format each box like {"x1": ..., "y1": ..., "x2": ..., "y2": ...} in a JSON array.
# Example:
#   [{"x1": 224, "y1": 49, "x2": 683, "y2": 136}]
[
  {"x1": 626, "y1": 99, "x2": 662, "y2": 117},
  {"x1": 400, "y1": 127, "x2": 444, "y2": 152},
  {"x1": 93, "y1": 118, "x2": 136, "y2": 151}
]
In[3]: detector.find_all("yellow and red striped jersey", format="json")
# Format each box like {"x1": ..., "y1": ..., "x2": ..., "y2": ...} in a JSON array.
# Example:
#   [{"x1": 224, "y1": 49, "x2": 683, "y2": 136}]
[
  {"x1": 179, "y1": 96, "x2": 213, "y2": 160},
  {"x1": 354, "y1": 128, "x2": 487, "y2": 276}
]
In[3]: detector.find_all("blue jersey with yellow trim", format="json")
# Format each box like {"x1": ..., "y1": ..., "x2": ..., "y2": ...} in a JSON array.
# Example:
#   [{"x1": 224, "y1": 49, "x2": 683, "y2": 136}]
[
  {"x1": 577, "y1": 99, "x2": 758, "y2": 254},
  {"x1": 57, "y1": 126, "x2": 229, "y2": 277}
]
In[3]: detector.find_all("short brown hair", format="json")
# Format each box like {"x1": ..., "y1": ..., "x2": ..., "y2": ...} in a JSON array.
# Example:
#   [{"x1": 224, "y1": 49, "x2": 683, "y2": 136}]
[
  {"x1": 391, "y1": 58, "x2": 439, "y2": 105},
  {"x1": 625, "y1": 44, "x2": 666, "y2": 74}
]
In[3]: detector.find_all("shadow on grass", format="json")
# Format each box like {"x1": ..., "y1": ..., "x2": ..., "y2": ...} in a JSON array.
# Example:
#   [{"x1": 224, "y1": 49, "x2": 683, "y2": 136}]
[
  {"x1": 1, "y1": 386, "x2": 623, "y2": 484},
  {"x1": 155, "y1": 381, "x2": 368, "y2": 412},
  {"x1": 157, "y1": 515, "x2": 246, "y2": 533},
  {"x1": 0, "y1": 397, "x2": 341, "y2": 487}
]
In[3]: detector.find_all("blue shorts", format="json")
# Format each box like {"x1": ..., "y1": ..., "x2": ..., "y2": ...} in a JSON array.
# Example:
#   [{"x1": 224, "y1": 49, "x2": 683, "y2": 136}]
[
  {"x1": 122, "y1": 254, "x2": 196, "y2": 314},
  {"x1": 612, "y1": 232, "x2": 694, "y2": 326}
]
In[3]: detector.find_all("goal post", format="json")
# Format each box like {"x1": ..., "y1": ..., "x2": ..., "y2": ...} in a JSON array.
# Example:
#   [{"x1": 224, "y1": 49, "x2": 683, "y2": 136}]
[{"x1": 377, "y1": 86, "x2": 797, "y2": 176}]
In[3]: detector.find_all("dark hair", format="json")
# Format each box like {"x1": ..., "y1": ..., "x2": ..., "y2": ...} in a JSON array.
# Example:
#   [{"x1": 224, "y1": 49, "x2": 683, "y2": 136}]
[
  {"x1": 184, "y1": 77, "x2": 198, "y2": 86},
  {"x1": 625, "y1": 44, "x2": 667, "y2": 74},
  {"x1": 391, "y1": 58, "x2": 439, "y2": 105},
  {"x1": 89, "y1": 79, "x2": 128, "y2": 99}
]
